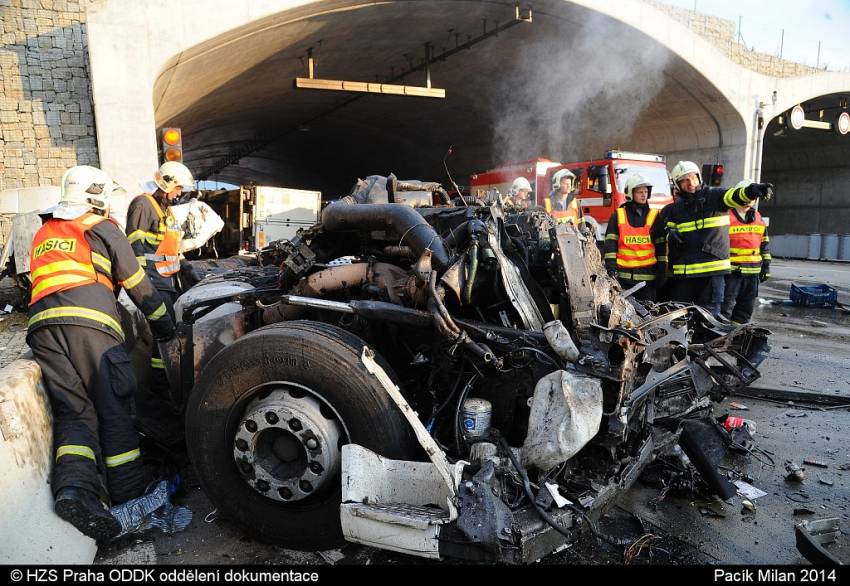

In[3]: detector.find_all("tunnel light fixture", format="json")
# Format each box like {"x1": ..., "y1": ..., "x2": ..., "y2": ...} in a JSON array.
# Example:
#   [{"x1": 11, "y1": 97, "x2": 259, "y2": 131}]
[
  {"x1": 294, "y1": 77, "x2": 445, "y2": 98},
  {"x1": 788, "y1": 105, "x2": 806, "y2": 130},
  {"x1": 786, "y1": 104, "x2": 843, "y2": 132},
  {"x1": 836, "y1": 111, "x2": 850, "y2": 136}
]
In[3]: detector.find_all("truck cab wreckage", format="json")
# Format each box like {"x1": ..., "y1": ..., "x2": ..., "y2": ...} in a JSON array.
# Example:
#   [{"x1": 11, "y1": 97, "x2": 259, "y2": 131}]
[{"x1": 159, "y1": 192, "x2": 770, "y2": 563}]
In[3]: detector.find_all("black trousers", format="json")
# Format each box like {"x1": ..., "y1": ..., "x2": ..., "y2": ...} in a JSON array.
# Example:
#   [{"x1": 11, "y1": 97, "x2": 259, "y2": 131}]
[
  {"x1": 617, "y1": 278, "x2": 656, "y2": 301},
  {"x1": 667, "y1": 275, "x2": 726, "y2": 316},
  {"x1": 722, "y1": 273, "x2": 759, "y2": 324},
  {"x1": 150, "y1": 289, "x2": 179, "y2": 398},
  {"x1": 29, "y1": 325, "x2": 151, "y2": 505}
]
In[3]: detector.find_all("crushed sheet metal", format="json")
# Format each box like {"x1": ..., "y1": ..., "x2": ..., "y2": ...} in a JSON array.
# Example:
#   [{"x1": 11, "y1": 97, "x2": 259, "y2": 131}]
[
  {"x1": 522, "y1": 369, "x2": 602, "y2": 471},
  {"x1": 733, "y1": 480, "x2": 767, "y2": 500},
  {"x1": 487, "y1": 229, "x2": 543, "y2": 329},
  {"x1": 361, "y1": 347, "x2": 459, "y2": 518}
]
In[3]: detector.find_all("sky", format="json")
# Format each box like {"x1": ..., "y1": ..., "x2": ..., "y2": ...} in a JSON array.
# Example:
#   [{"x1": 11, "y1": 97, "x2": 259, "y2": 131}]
[{"x1": 661, "y1": 0, "x2": 850, "y2": 71}]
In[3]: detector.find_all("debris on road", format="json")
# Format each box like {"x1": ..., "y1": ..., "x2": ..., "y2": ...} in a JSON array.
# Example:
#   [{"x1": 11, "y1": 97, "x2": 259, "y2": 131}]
[
  {"x1": 818, "y1": 477, "x2": 835, "y2": 487},
  {"x1": 785, "y1": 462, "x2": 806, "y2": 482},
  {"x1": 729, "y1": 402, "x2": 749, "y2": 411},
  {"x1": 804, "y1": 459, "x2": 829, "y2": 468},
  {"x1": 795, "y1": 517, "x2": 843, "y2": 566},
  {"x1": 794, "y1": 508, "x2": 816, "y2": 516},
  {"x1": 785, "y1": 410, "x2": 808, "y2": 418},
  {"x1": 741, "y1": 499, "x2": 756, "y2": 513}
]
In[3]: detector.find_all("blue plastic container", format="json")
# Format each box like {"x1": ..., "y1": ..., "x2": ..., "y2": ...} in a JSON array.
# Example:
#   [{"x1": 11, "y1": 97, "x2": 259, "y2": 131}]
[{"x1": 789, "y1": 283, "x2": 838, "y2": 307}]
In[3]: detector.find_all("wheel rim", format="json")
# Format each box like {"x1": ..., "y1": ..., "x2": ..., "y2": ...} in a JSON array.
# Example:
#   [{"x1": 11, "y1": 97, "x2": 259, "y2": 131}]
[{"x1": 232, "y1": 382, "x2": 347, "y2": 502}]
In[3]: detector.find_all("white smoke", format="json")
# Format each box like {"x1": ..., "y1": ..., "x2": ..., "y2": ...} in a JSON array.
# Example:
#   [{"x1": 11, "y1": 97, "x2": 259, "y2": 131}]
[{"x1": 490, "y1": 10, "x2": 672, "y2": 164}]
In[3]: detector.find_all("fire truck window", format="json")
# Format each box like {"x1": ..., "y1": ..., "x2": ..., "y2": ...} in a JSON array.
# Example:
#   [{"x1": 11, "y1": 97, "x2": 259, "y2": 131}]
[{"x1": 587, "y1": 165, "x2": 609, "y2": 193}]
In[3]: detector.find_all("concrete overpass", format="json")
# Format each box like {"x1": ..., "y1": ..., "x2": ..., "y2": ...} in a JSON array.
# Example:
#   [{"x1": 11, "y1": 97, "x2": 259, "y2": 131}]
[{"x1": 85, "y1": 0, "x2": 850, "y2": 236}]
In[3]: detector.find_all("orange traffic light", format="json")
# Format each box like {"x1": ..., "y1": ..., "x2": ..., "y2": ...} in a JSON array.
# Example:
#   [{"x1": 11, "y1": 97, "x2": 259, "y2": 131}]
[{"x1": 160, "y1": 127, "x2": 183, "y2": 163}]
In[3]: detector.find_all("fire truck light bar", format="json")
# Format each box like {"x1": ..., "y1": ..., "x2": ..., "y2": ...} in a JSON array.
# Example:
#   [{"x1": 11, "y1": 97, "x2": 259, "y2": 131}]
[{"x1": 606, "y1": 150, "x2": 665, "y2": 163}]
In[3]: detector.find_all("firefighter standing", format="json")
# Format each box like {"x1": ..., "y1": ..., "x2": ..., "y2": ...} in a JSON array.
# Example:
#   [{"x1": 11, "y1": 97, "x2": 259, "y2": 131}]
[
  {"x1": 504, "y1": 176, "x2": 533, "y2": 209},
  {"x1": 603, "y1": 174, "x2": 665, "y2": 301},
  {"x1": 544, "y1": 168, "x2": 584, "y2": 225},
  {"x1": 722, "y1": 186, "x2": 771, "y2": 324},
  {"x1": 652, "y1": 161, "x2": 773, "y2": 316},
  {"x1": 28, "y1": 166, "x2": 175, "y2": 541},
  {"x1": 125, "y1": 161, "x2": 195, "y2": 395}
]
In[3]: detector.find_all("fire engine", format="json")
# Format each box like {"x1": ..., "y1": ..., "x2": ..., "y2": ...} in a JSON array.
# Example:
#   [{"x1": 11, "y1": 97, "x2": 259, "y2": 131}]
[{"x1": 470, "y1": 151, "x2": 674, "y2": 234}]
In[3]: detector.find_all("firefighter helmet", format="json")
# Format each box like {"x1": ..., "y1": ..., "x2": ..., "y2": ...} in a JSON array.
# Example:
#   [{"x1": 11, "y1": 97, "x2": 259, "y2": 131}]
[
  {"x1": 551, "y1": 168, "x2": 576, "y2": 190},
  {"x1": 154, "y1": 161, "x2": 196, "y2": 193},
  {"x1": 59, "y1": 165, "x2": 114, "y2": 211},
  {"x1": 670, "y1": 160, "x2": 701, "y2": 185},
  {"x1": 509, "y1": 176, "x2": 533, "y2": 197},
  {"x1": 735, "y1": 180, "x2": 751, "y2": 188},
  {"x1": 624, "y1": 173, "x2": 653, "y2": 201}
]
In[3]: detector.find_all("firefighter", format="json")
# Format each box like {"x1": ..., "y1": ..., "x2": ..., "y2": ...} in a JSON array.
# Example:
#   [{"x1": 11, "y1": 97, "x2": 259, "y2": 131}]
[
  {"x1": 504, "y1": 176, "x2": 533, "y2": 209},
  {"x1": 722, "y1": 181, "x2": 771, "y2": 324},
  {"x1": 544, "y1": 169, "x2": 584, "y2": 226},
  {"x1": 125, "y1": 161, "x2": 195, "y2": 396},
  {"x1": 652, "y1": 161, "x2": 773, "y2": 316},
  {"x1": 28, "y1": 166, "x2": 175, "y2": 541},
  {"x1": 603, "y1": 174, "x2": 665, "y2": 301}
]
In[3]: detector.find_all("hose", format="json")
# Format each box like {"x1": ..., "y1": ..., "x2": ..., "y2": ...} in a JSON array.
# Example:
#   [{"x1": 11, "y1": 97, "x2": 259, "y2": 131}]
[{"x1": 462, "y1": 240, "x2": 479, "y2": 306}]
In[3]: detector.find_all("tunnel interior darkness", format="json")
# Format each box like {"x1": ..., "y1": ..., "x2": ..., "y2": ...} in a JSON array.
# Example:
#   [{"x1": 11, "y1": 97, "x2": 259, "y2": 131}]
[{"x1": 154, "y1": 0, "x2": 743, "y2": 199}]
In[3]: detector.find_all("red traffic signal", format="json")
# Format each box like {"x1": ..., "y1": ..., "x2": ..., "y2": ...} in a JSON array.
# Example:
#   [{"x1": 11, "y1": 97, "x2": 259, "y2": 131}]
[
  {"x1": 701, "y1": 163, "x2": 725, "y2": 187},
  {"x1": 161, "y1": 127, "x2": 183, "y2": 163}
]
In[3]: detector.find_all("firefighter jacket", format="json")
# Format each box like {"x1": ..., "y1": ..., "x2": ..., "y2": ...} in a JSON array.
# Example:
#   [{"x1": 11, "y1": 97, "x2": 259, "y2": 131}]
[
  {"x1": 651, "y1": 184, "x2": 755, "y2": 279},
  {"x1": 28, "y1": 212, "x2": 173, "y2": 343},
  {"x1": 603, "y1": 202, "x2": 665, "y2": 281},
  {"x1": 126, "y1": 193, "x2": 182, "y2": 293},
  {"x1": 729, "y1": 208, "x2": 771, "y2": 276},
  {"x1": 544, "y1": 190, "x2": 584, "y2": 224}
]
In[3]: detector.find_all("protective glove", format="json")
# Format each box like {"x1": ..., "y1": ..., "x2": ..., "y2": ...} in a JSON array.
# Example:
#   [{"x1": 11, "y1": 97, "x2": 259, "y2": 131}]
[
  {"x1": 759, "y1": 270, "x2": 770, "y2": 283},
  {"x1": 149, "y1": 314, "x2": 176, "y2": 342},
  {"x1": 745, "y1": 182, "x2": 775, "y2": 201}
]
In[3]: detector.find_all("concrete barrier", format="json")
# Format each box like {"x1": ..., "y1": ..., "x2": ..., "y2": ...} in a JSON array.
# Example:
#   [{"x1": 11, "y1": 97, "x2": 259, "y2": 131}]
[
  {"x1": 0, "y1": 357, "x2": 97, "y2": 564},
  {"x1": 821, "y1": 234, "x2": 840, "y2": 261}
]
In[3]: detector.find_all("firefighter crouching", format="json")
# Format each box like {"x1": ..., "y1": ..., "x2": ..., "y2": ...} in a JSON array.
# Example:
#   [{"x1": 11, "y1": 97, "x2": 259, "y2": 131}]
[
  {"x1": 125, "y1": 161, "x2": 196, "y2": 397},
  {"x1": 652, "y1": 161, "x2": 773, "y2": 316},
  {"x1": 27, "y1": 166, "x2": 176, "y2": 542},
  {"x1": 722, "y1": 183, "x2": 771, "y2": 324},
  {"x1": 545, "y1": 168, "x2": 584, "y2": 226},
  {"x1": 603, "y1": 174, "x2": 665, "y2": 301}
]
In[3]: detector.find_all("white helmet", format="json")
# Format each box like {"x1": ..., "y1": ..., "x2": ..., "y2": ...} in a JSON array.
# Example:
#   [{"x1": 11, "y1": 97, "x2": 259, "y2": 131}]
[
  {"x1": 154, "y1": 161, "x2": 196, "y2": 193},
  {"x1": 59, "y1": 165, "x2": 114, "y2": 212},
  {"x1": 624, "y1": 173, "x2": 653, "y2": 201},
  {"x1": 509, "y1": 176, "x2": 533, "y2": 197},
  {"x1": 670, "y1": 160, "x2": 701, "y2": 185},
  {"x1": 735, "y1": 180, "x2": 751, "y2": 188},
  {"x1": 551, "y1": 168, "x2": 576, "y2": 190}
]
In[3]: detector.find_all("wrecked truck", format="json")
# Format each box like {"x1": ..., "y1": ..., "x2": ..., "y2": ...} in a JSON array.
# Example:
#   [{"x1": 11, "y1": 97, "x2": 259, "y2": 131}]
[{"x1": 158, "y1": 193, "x2": 770, "y2": 563}]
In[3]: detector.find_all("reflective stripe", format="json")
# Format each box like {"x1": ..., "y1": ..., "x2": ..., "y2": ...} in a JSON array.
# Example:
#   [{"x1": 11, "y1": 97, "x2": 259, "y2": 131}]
[
  {"x1": 617, "y1": 257, "x2": 656, "y2": 268},
  {"x1": 617, "y1": 248, "x2": 655, "y2": 257},
  {"x1": 672, "y1": 259, "x2": 731, "y2": 275},
  {"x1": 29, "y1": 306, "x2": 124, "y2": 339},
  {"x1": 31, "y1": 259, "x2": 94, "y2": 281},
  {"x1": 128, "y1": 229, "x2": 162, "y2": 245},
  {"x1": 730, "y1": 247, "x2": 759, "y2": 255},
  {"x1": 668, "y1": 215, "x2": 730, "y2": 233},
  {"x1": 603, "y1": 252, "x2": 617, "y2": 259},
  {"x1": 144, "y1": 253, "x2": 177, "y2": 262},
  {"x1": 122, "y1": 267, "x2": 146, "y2": 290},
  {"x1": 136, "y1": 256, "x2": 147, "y2": 267},
  {"x1": 147, "y1": 302, "x2": 167, "y2": 321},
  {"x1": 605, "y1": 234, "x2": 618, "y2": 241},
  {"x1": 617, "y1": 271, "x2": 655, "y2": 281},
  {"x1": 156, "y1": 260, "x2": 181, "y2": 276},
  {"x1": 730, "y1": 255, "x2": 762, "y2": 263},
  {"x1": 56, "y1": 444, "x2": 96, "y2": 462},
  {"x1": 151, "y1": 357, "x2": 164, "y2": 369},
  {"x1": 656, "y1": 256, "x2": 668, "y2": 262},
  {"x1": 104, "y1": 448, "x2": 140, "y2": 468},
  {"x1": 739, "y1": 266, "x2": 762, "y2": 275},
  {"x1": 762, "y1": 254, "x2": 772, "y2": 260},
  {"x1": 30, "y1": 273, "x2": 92, "y2": 300},
  {"x1": 91, "y1": 252, "x2": 112, "y2": 273}
]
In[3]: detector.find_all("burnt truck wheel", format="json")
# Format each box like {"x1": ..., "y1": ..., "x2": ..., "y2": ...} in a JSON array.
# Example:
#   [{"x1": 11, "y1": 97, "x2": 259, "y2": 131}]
[{"x1": 185, "y1": 320, "x2": 419, "y2": 549}]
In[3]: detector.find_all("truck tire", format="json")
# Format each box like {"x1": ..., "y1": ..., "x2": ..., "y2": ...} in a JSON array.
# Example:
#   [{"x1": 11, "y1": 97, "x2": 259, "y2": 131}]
[{"x1": 185, "y1": 320, "x2": 419, "y2": 549}]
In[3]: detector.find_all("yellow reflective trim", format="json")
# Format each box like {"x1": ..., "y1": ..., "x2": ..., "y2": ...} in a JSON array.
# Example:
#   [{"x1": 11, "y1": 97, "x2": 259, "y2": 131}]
[
  {"x1": 672, "y1": 259, "x2": 731, "y2": 275},
  {"x1": 723, "y1": 187, "x2": 738, "y2": 208},
  {"x1": 730, "y1": 255, "x2": 762, "y2": 263},
  {"x1": 617, "y1": 258, "x2": 657, "y2": 268},
  {"x1": 104, "y1": 448, "x2": 140, "y2": 468},
  {"x1": 673, "y1": 215, "x2": 730, "y2": 233},
  {"x1": 147, "y1": 303, "x2": 167, "y2": 321},
  {"x1": 136, "y1": 256, "x2": 147, "y2": 267},
  {"x1": 616, "y1": 248, "x2": 655, "y2": 257},
  {"x1": 617, "y1": 272, "x2": 655, "y2": 281},
  {"x1": 151, "y1": 357, "x2": 165, "y2": 369},
  {"x1": 31, "y1": 259, "x2": 95, "y2": 281},
  {"x1": 762, "y1": 254, "x2": 772, "y2": 260},
  {"x1": 30, "y1": 273, "x2": 93, "y2": 299},
  {"x1": 605, "y1": 234, "x2": 618, "y2": 241},
  {"x1": 656, "y1": 256, "x2": 668, "y2": 262},
  {"x1": 730, "y1": 247, "x2": 759, "y2": 255},
  {"x1": 739, "y1": 266, "x2": 762, "y2": 274},
  {"x1": 128, "y1": 230, "x2": 162, "y2": 245},
  {"x1": 56, "y1": 444, "x2": 96, "y2": 462},
  {"x1": 122, "y1": 267, "x2": 146, "y2": 290},
  {"x1": 91, "y1": 252, "x2": 112, "y2": 273},
  {"x1": 603, "y1": 252, "x2": 618, "y2": 259},
  {"x1": 29, "y1": 306, "x2": 124, "y2": 339}
]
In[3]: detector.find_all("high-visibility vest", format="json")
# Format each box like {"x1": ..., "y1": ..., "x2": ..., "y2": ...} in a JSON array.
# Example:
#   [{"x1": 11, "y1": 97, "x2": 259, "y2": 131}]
[
  {"x1": 616, "y1": 207, "x2": 658, "y2": 270},
  {"x1": 142, "y1": 195, "x2": 181, "y2": 277},
  {"x1": 728, "y1": 210, "x2": 766, "y2": 273},
  {"x1": 544, "y1": 196, "x2": 582, "y2": 224},
  {"x1": 29, "y1": 213, "x2": 113, "y2": 306}
]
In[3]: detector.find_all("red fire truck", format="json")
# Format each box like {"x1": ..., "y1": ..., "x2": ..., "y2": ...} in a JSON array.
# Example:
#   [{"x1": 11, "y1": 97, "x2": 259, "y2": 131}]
[{"x1": 470, "y1": 151, "x2": 674, "y2": 233}]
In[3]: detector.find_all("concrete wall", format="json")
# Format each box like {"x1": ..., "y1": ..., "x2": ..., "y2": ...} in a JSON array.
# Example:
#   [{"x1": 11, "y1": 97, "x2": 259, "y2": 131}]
[
  {"x1": 760, "y1": 167, "x2": 850, "y2": 235},
  {"x1": 0, "y1": 0, "x2": 99, "y2": 192}
]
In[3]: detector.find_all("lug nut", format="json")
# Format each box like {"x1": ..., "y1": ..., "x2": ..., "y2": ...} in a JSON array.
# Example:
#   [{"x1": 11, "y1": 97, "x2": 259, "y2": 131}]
[
  {"x1": 245, "y1": 420, "x2": 258, "y2": 433},
  {"x1": 265, "y1": 411, "x2": 279, "y2": 425},
  {"x1": 289, "y1": 418, "x2": 302, "y2": 431},
  {"x1": 305, "y1": 438, "x2": 319, "y2": 450},
  {"x1": 299, "y1": 480, "x2": 313, "y2": 493},
  {"x1": 309, "y1": 461, "x2": 324, "y2": 475},
  {"x1": 278, "y1": 487, "x2": 293, "y2": 500},
  {"x1": 235, "y1": 438, "x2": 249, "y2": 452},
  {"x1": 256, "y1": 479, "x2": 270, "y2": 492}
]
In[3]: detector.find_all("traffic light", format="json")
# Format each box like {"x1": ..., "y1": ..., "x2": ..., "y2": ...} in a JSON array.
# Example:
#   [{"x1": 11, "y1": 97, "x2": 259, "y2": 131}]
[
  {"x1": 701, "y1": 163, "x2": 724, "y2": 187},
  {"x1": 161, "y1": 127, "x2": 183, "y2": 163}
]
